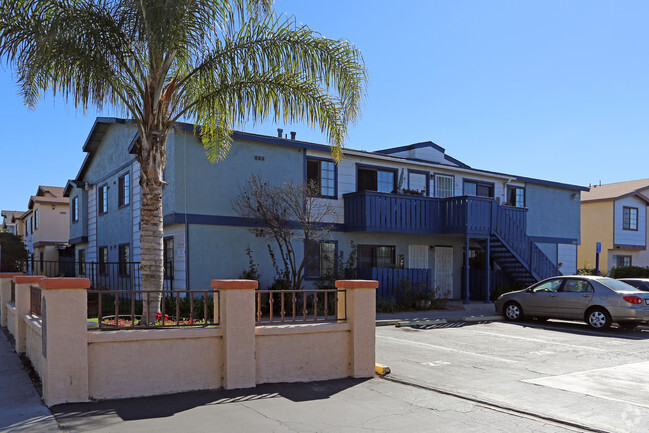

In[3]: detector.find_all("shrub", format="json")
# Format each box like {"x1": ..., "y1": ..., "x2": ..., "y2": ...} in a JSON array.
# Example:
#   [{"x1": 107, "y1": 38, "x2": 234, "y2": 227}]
[
  {"x1": 609, "y1": 266, "x2": 649, "y2": 279},
  {"x1": 0, "y1": 232, "x2": 28, "y2": 272}
]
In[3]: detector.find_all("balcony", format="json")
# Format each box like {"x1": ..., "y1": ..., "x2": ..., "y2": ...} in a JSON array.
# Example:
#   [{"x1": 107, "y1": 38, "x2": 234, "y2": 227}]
[{"x1": 343, "y1": 191, "x2": 527, "y2": 235}]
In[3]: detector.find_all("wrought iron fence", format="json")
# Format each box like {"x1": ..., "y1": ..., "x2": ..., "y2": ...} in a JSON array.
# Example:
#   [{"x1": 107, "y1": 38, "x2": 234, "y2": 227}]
[
  {"x1": 87, "y1": 289, "x2": 219, "y2": 330},
  {"x1": 30, "y1": 285, "x2": 41, "y2": 317},
  {"x1": 19, "y1": 260, "x2": 173, "y2": 292},
  {"x1": 255, "y1": 289, "x2": 346, "y2": 325}
]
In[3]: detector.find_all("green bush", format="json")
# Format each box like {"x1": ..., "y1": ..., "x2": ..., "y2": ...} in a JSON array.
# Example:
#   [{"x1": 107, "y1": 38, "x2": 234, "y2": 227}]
[
  {"x1": 0, "y1": 232, "x2": 28, "y2": 272},
  {"x1": 609, "y1": 266, "x2": 649, "y2": 279}
]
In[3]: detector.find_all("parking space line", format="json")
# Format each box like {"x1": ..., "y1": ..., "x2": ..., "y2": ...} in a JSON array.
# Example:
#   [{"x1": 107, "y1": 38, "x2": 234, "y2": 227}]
[
  {"x1": 472, "y1": 330, "x2": 606, "y2": 351},
  {"x1": 377, "y1": 335, "x2": 518, "y2": 364}
]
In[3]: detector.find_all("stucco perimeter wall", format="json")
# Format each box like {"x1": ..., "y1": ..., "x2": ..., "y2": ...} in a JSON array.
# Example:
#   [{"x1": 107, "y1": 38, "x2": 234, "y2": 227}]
[
  {"x1": 87, "y1": 328, "x2": 223, "y2": 400},
  {"x1": 24, "y1": 316, "x2": 44, "y2": 379},
  {"x1": 255, "y1": 323, "x2": 351, "y2": 384},
  {"x1": 6, "y1": 304, "x2": 16, "y2": 337}
]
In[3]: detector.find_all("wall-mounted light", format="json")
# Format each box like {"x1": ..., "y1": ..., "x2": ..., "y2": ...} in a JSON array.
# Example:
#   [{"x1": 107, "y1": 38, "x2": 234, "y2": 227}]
[{"x1": 52, "y1": 204, "x2": 56, "y2": 209}]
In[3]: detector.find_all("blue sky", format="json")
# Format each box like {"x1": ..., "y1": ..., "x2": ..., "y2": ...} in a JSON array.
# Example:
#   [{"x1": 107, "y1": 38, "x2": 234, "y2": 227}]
[{"x1": 1, "y1": 0, "x2": 648, "y2": 212}]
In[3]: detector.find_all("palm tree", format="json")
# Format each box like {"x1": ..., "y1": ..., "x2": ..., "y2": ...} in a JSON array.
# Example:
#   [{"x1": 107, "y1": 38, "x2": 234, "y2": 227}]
[{"x1": 0, "y1": 0, "x2": 366, "y2": 322}]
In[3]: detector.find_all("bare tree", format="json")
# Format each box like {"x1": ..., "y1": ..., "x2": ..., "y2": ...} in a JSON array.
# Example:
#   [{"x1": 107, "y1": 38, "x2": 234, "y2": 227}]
[{"x1": 233, "y1": 174, "x2": 336, "y2": 289}]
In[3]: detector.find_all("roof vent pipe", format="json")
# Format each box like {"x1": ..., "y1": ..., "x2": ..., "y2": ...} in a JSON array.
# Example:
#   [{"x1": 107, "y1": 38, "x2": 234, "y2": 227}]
[
  {"x1": 277, "y1": 128, "x2": 283, "y2": 138},
  {"x1": 290, "y1": 131, "x2": 296, "y2": 140}
]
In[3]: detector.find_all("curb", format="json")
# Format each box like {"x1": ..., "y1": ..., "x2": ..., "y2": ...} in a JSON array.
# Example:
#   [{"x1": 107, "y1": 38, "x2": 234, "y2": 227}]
[
  {"x1": 378, "y1": 315, "x2": 504, "y2": 327},
  {"x1": 396, "y1": 319, "x2": 447, "y2": 328},
  {"x1": 460, "y1": 315, "x2": 504, "y2": 322}
]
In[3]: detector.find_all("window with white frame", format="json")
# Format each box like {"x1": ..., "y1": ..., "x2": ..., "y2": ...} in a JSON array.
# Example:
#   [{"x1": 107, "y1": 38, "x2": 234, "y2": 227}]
[
  {"x1": 616, "y1": 255, "x2": 632, "y2": 267},
  {"x1": 408, "y1": 172, "x2": 428, "y2": 195},
  {"x1": 72, "y1": 196, "x2": 79, "y2": 222},
  {"x1": 306, "y1": 158, "x2": 336, "y2": 197},
  {"x1": 623, "y1": 207, "x2": 638, "y2": 231},
  {"x1": 118, "y1": 172, "x2": 130, "y2": 207},
  {"x1": 507, "y1": 186, "x2": 525, "y2": 207},
  {"x1": 99, "y1": 184, "x2": 108, "y2": 214},
  {"x1": 435, "y1": 174, "x2": 454, "y2": 198}
]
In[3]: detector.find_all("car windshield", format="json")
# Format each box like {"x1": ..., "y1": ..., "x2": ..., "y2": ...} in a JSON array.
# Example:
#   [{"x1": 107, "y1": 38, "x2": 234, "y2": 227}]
[{"x1": 597, "y1": 278, "x2": 641, "y2": 292}]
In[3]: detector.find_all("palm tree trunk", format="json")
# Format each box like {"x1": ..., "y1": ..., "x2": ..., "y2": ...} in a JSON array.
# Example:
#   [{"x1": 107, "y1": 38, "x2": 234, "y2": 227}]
[{"x1": 138, "y1": 129, "x2": 166, "y2": 324}]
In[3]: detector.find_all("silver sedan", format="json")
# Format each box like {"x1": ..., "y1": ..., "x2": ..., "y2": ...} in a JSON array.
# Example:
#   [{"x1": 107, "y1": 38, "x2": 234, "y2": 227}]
[{"x1": 494, "y1": 275, "x2": 649, "y2": 330}]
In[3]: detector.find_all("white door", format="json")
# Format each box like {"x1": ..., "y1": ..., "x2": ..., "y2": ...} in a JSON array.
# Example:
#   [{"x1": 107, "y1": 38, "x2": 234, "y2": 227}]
[
  {"x1": 408, "y1": 245, "x2": 429, "y2": 269},
  {"x1": 434, "y1": 246, "x2": 454, "y2": 297}
]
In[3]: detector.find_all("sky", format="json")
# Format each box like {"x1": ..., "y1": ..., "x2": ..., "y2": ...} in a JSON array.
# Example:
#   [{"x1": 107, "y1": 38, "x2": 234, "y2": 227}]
[{"x1": 1, "y1": 0, "x2": 649, "y2": 212}]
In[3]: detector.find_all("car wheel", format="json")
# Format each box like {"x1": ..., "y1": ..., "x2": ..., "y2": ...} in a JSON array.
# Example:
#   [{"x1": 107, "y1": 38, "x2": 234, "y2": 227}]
[
  {"x1": 618, "y1": 321, "x2": 638, "y2": 331},
  {"x1": 504, "y1": 302, "x2": 523, "y2": 321},
  {"x1": 586, "y1": 308, "x2": 611, "y2": 330}
]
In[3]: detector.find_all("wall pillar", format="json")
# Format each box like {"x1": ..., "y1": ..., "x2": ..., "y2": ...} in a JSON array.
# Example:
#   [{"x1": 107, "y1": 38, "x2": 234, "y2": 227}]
[
  {"x1": 12, "y1": 276, "x2": 45, "y2": 353},
  {"x1": 0, "y1": 273, "x2": 22, "y2": 327},
  {"x1": 211, "y1": 279, "x2": 257, "y2": 389},
  {"x1": 40, "y1": 278, "x2": 90, "y2": 406},
  {"x1": 335, "y1": 280, "x2": 378, "y2": 378}
]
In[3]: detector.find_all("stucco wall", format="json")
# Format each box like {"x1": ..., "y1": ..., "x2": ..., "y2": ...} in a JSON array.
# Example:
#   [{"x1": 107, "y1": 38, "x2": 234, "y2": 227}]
[
  {"x1": 87, "y1": 328, "x2": 223, "y2": 400},
  {"x1": 69, "y1": 187, "x2": 88, "y2": 241},
  {"x1": 613, "y1": 196, "x2": 646, "y2": 247},
  {"x1": 525, "y1": 183, "x2": 580, "y2": 242},
  {"x1": 33, "y1": 202, "x2": 69, "y2": 245},
  {"x1": 579, "y1": 201, "x2": 614, "y2": 271},
  {"x1": 171, "y1": 131, "x2": 304, "y2": 217},
  {"x1": 6, "y1": 304, "x2": 16, "y2": 336},
  {"x1": 255, "y1": 324, "x2": 351, "y2": 384},
  {"x1": 24, "y1": 316, "x2": 44, "y2": 379}
]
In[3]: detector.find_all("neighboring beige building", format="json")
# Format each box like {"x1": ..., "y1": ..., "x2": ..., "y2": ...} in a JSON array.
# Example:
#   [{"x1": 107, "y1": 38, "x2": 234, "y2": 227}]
[
  {"x1": 24, "y1": 186, "x2": 71, "y2": 274},
  {"x1": 1, "y1": 210, "x2": 24, "y2": 235},
  {"x1": 579, "y1": 179, "x2": 649, "y2": 273}
]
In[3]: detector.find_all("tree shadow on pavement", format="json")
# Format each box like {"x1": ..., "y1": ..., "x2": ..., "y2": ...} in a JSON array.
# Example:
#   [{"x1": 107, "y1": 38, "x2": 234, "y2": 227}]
[
  {"x1": 502, "y1": 319, "x2": 649, "y2": 340},
  {"x1": 51, "y1": 378, "x2": 369, "y2": 426}
]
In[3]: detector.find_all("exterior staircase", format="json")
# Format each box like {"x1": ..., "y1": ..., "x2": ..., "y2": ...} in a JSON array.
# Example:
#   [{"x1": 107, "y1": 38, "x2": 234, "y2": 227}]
[{"x1": 478, "y1": 206, "x2": 560, "y2": 286}]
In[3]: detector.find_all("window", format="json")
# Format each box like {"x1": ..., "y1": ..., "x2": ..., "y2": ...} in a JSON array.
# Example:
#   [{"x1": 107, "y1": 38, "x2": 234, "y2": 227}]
[
  {"x1": 118, "y1": 244, "x2": 130, "y2": 276},
  {"x1": 34, "y1": 209, "x2": 38, "y2": 230},
  {"x1": 531, "y1": 279, "x2": 562, "y2": 293},
  {"x1": 118, "y1": 173, "x2": 130, "y2": 207},
  {"x1": 408, "y1": 171, "x2": 428, "y2": 195},
  {"x1": 99, "y1": 246, "x2": 108, "y2": 275},
  {"x1": 99, "y1": 184, "x2": 108, "y2": 214},
  {"x1": 305, "y1": 240, "x2": 336, "y2": 278},
  {"x1": 78, "y1": 249, "x2": 86, "y2": 275},
  {"x1": 507, "y1": 186, "x2": 525, "y2": 207},
  {"x1": 358, "y1": 167, "x2": 396, "y2": 193},
  {"x1": 463, "y1": 180, "x2": 494, "y2": 198},
  {"x1": 358, "y1": 245, "x2": 395, "y2": 269},
  {"x1": 623, "y1": 207, "x2": 638, "y2": 231},
  {"x1": 435, "y1": 174, "x2": 454, "y2": 198},
  {"x1": 617, "y1": 255, "x2": 632, "y2": 267},
  {"x1": 72, "y1": 196, "x2": 79, "y2": 222},
  {"x1": 164, "y1": 237, "x2": 174, "y2": 280},
  {"x1": 306, "y1": 158, "x2": 336, "y2": 197},
  {"x1": 562, "y1": 279, "x2": 594, "y2": 293}
]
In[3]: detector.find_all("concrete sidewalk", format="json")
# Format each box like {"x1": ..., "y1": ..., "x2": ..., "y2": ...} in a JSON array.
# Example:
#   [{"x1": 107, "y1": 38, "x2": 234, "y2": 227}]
[
  {"x1": 0, "y1": 328, "x2": 59, "y2": 433},
  {"x1": 376, "y1": 300, "x2": 502, "y2": 326}
]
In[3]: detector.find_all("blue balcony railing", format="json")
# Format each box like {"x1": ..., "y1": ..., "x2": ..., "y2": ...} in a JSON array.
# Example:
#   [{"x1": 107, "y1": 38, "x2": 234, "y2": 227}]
[{"x1": 343, "y1": 191, "x2": 525, "y2": 235}]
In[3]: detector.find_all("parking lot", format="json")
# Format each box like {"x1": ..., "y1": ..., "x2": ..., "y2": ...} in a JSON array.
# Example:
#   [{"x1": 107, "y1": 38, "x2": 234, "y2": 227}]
[{"x1": 376, "y1": 319, "x2": 649, "y2": 433}]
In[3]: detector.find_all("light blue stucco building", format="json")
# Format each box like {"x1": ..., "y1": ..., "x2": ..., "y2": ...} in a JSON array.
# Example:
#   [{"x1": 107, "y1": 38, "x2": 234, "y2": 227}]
[{"x1": 64, "y1": 117, "x2": 587, "y2": 301}]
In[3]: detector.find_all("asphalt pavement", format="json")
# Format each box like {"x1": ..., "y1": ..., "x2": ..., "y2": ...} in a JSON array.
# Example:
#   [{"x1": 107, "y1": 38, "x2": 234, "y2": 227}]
[{"x1": 0, "y1": 300, "x2": 509, "y2": 433}]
